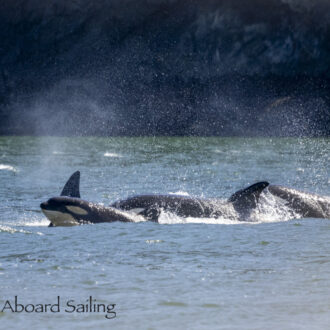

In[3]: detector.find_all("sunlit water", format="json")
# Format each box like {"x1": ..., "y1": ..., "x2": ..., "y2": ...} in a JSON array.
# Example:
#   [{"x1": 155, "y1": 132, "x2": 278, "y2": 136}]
[{"x1": 0, "y1": 137, "x2": 329, "y2": 329}]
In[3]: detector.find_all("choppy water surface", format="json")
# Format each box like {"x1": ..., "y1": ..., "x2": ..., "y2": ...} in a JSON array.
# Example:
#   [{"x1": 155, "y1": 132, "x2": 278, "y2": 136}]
[{"x1": 0, "y1": 137, "x2": 329, "y2": 329}]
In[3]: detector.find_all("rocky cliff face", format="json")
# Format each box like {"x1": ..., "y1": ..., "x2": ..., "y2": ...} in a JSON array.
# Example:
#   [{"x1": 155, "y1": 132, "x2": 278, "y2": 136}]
[{"x1": 0, "y1": 0, "x2": 329, "y2": 136}]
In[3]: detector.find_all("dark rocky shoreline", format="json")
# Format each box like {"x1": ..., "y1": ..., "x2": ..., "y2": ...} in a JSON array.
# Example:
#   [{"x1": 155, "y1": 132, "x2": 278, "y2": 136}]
[{"x1": 1, "y1": 0, "x2": 329, "y2": 136}]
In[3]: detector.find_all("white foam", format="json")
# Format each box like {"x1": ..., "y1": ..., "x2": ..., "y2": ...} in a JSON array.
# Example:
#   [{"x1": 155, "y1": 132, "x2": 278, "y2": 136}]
[
  {"x1": 250, "y1": 192, "x2": 301, "y2": 223},
  {"x1": 0, "y1": 164, "x2": 17, "y2": 172},
  {"x1": 104, "y1": 152, "x2": 122, "y2": 158},
  {"x1": 158, "y1": 211, "x2": 245, "y2": 225},
  {"x1": 156, "y1": 191, "x2": 302, "y2": 225},
  {"x1": 12, "y1": 216, "x2": 50, "y2": 227},
  {"x1": 0, "y1": 225, "x2": 44, "y2": 235},
  {"x1": 157, "y1": 207, "x2": 246, "y2": 225},
  {"x1": 169, "y1": 191, "x2": 190, "y2": 196},
  {"x1": 146, "y1": 239, "x2": 163, "y2": 244},
  {"x1": 23, "y1": 219, "x2": 51, "y2": 227}
]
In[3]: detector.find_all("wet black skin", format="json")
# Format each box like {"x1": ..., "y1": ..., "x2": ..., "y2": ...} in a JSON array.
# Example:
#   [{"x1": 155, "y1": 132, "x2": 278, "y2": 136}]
[
  {"x1": 40, "y1": 196, "x2": 136, "y2": 225},
  {"x1": 112, "y1": 183, "x2": 330, "y2": 221},
  {"x1": 111, "y1": 195, "x2": 219, "y2": 221},
  {"x1": 268, "y1": 185, "x2": 330, "y2": 219},
  {"x1": 111, "y1": 181, "x2": 270, "y2": 222}
]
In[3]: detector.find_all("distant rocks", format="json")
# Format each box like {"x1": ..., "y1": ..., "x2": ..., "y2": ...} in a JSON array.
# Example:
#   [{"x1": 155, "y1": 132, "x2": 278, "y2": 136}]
[{"x1": 0, "y1": 0, "x2": 329, "y2": 136}]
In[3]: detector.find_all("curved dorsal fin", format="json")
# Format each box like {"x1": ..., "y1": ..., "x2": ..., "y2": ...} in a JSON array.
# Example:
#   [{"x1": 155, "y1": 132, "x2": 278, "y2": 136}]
[
  {"x1": 228, "y1": 181, "x2": 269, "y2": 214},
  {"x1": 60, "y1": 171, "x2": 81, "y2": 198}
]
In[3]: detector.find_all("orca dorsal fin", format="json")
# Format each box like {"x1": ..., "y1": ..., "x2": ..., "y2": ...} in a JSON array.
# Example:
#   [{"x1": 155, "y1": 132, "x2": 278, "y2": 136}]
[
  {"x1": 228, "y1": 181, "x2": 269, "y2": 214},
  {"x1": 60, "y1": 171, "x2": 81, "y2": 198}
]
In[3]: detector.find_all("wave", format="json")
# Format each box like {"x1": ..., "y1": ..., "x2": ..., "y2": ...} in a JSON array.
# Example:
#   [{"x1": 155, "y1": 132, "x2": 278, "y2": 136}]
[
  {"x1": 1, "y1": 215, "x2": 50, "y2": 228},
  {"x1": 157, "y1": 212, "x2": 244, "y2": 225},
  {"x1": 0, "y1": 164, "x2": 17, "y2": 172},
  {"x1": 0, "y1": 225, "x2": 44, "y2": 235},
  {"x1": 104, "y1": 152, "x2": 122, "y2": 158},
  {"x1": 21, "y1": 219, "x2": 50, "y2": 227}
]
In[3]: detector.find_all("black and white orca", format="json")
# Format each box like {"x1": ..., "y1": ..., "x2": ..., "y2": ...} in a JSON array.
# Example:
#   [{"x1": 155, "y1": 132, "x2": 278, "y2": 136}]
[
  {"x1": 40, "y1": 172, "x2": 140, "y2": 226},
  {"x1": 40, "y1": 171, "x2": 330, "y2": 227},
  {"x1": 40, "y1": 171, "x2": 269, "y2": 226}
]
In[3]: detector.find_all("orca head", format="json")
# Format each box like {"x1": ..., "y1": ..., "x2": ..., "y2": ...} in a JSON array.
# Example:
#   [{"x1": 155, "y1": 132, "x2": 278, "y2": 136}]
[
  {"x1": 40, "y1": 196, "x2": 90, "y2": 226},
  {"x1": 40, "y1": 171, "x2": 85, "y2": 226}
]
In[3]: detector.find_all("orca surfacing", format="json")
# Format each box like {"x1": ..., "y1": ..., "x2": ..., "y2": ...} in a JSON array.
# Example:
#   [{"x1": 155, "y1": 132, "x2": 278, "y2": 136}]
[
  {"x1": 40, "y1": 171, "x2": 139, "y2": 226},
  {"x1": 40, "y1": 171, "x2": 269, "y2": 226},
  {"x1": 111, "y1": 181, "x2": 269, "y2": 222},
  {"x1": 40, "y1": 171, "x2": 330, "y2": 227}
]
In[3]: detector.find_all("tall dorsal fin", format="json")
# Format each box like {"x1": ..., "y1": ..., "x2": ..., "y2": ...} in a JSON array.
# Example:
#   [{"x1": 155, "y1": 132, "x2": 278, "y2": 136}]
[
  {"x1": 60, "y1": 171, "x2": 81, "y2": 198},
  {"x1": 228, "y1": 181, "x2": 269, "y2": 214}
]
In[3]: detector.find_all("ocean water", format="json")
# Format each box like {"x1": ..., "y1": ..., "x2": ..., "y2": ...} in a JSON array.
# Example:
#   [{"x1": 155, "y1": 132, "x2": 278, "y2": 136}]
[{"x1": 0, "y1": 136, "x2": 329, "y2": 329}]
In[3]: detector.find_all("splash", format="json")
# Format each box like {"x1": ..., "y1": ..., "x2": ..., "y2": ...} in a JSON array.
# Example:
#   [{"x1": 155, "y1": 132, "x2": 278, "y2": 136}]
[
  {"x1": 146, "y1": 239, "x2": 163, "y2": 244},
  {"x1": 104, "y1": 152, "x2": 122, "y2": 158},
  {"x1": 158, "y1": 211, "x2": 245, "y2": 225},
  {"x1": 22, "y1": 219, "x2": 50, "y2": 227},
  {"x1": 8, "y1": 215, "x2": 50, "y2": 227},
  {"x1": 251, "y1": 191, "x2": 302, "y2": 223},
  {"x1": 0, "y1": 225, "x2": 44, "y2": 235},
  {"x1": 157, "y1": 191, "x2": 303, "y2": 225},
  {"x1": 169, "y1": 191, "x2": 190, "y2": 196},
  {"x1": 0, "y1": 164, "x2": 17, "y2": 172},
  {"x1": 2, "y1": 1, "x2": 329, "y2": 137}
]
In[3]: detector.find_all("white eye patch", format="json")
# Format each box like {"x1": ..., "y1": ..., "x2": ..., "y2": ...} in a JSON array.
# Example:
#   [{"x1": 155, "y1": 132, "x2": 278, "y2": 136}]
[{"x1": 65, "y1": 205, "x2": 88, "y2": 215}]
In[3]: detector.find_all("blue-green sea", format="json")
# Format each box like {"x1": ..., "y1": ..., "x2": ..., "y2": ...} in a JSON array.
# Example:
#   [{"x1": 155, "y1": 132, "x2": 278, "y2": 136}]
[{"x1": 0, "y1": 137, "x2": 329, "y2": 329}]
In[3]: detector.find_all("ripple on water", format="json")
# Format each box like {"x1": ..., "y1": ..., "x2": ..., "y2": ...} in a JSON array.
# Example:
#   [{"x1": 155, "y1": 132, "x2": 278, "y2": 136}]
[
  {"x1": 159, "y1": 301, "x2": 188, "y2": 307},
  {"x1": 201, "y1": 303, "x2": 221, "y2": 308}
]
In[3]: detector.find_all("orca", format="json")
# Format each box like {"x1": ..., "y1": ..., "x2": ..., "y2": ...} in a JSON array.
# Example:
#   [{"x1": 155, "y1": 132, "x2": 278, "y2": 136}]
[
  {"x1": 111, "y1": 182, "x2": 270, "y2": 221},
  {"x1": 110, "y1": 183, "x2": 330, "y2": 221},
  {"x1": 42, "y1": 171, "x2": 329, "y2": 226},
  {"x1": 267, "y1": 185, "x2": 330, "y2": 219},
  {"x1": 41, "y1": 171, "x2": 269, "y2": 225},
  {"x1": 40, "y1": 171, "x2": 140, "y2": 227}
]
